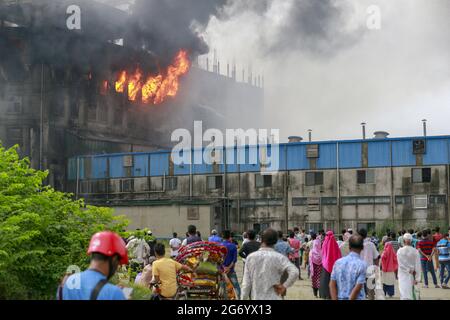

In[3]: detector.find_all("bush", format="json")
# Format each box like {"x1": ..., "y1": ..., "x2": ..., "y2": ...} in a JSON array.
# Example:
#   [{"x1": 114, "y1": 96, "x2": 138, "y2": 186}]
[{"x1": 0, "y1": 145, "x2": 128, "y2": 299}]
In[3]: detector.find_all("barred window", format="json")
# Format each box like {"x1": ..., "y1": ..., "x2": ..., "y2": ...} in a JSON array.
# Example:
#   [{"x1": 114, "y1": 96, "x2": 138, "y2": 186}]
[
  {"x1": 305, "y1": 172, "x2": 323, "y2": 186},
  {"x1": 255, "y1": 174, "x2": 272, "y2": 188},
  {"x1": 292, "y1": 197, "x2": 308, "y2": 206}
]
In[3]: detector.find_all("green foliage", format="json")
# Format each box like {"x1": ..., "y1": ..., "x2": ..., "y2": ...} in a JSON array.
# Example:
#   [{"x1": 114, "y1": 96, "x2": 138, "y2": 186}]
[{"x1": 0, "y1": 145, "x2": 129, "y2": 299}]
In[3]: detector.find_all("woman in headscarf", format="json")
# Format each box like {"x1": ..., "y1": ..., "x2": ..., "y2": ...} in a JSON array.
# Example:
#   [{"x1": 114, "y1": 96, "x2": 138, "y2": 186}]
[
  {"x1": 320, "y1": 231, "x2": 342, "y2": 299},
  {"x1": 309, "y1": 233, "x2": 322, "y2": 298},
  {"x1": 381, "y1": 242, "x2": 398, "y2": 298}
]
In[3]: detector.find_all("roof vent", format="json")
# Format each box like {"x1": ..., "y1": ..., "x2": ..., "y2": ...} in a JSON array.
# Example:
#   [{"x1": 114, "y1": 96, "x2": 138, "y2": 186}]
[
  {"x1": 373, "y1": 131, "x2": 389, "y2": 139},
  {"x1": 288, "y1": 136, "x2": 303, "y2": 143}
]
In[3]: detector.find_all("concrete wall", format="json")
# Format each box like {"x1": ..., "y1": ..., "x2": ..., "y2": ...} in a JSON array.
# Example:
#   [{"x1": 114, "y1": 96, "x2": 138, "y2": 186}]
[
  {"x1": 113, "y1": 205, "x2": 213, "y2": 238},
  {"x1": 80, "y1": 165, "x2": 450, "y2": 234}
]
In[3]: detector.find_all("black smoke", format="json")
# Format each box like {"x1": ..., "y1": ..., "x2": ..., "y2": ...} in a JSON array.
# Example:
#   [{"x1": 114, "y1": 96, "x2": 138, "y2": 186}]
[{"x1": 126, "y1": 0, "x2": 228, "y2": 62}]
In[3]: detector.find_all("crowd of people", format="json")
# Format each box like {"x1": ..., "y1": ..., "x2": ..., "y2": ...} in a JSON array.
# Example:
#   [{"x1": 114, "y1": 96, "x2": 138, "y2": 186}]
[{"x1": 59, "y1": 224, "x2": 450, "y2": 300}]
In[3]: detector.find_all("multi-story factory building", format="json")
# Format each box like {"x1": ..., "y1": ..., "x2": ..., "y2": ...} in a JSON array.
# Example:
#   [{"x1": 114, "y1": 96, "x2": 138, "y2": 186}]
[{"x1": 67, "y1": 134, "x2": 450, "y2": 237}]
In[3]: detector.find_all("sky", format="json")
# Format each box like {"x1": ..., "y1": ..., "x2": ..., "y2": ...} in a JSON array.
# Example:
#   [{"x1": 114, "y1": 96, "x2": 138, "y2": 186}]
[{"x1": 201, "y1": 0, "x2": 450, "y2": 141}]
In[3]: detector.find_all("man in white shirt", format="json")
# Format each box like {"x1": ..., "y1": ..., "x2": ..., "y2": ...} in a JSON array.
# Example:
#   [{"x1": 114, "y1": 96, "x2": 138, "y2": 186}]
[
  {"x1": 169, "y1": 232, "x2": 182, "y2": 258},
  {"x1": 241, "y1": 229, "x2": 299, "y2": 300},
  {"x1": 397, "y1": 233, "x2": 422, "y2": 300},
  {"x1": 358, "y1": 228, "x2": 380, "y2": 300}
]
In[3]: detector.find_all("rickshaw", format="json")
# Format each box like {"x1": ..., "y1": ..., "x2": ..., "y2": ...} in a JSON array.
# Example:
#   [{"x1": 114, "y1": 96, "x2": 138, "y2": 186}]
[{"x1": 175, "y1": 242, "x2": 238, "y2": 300}]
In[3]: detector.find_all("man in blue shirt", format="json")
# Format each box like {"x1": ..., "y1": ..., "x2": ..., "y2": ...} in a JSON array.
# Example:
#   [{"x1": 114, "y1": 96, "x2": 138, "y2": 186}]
[
  {"x1": 62, "y1": 231, "x2": 129, "y2": 300},
  {"x1": 208, "y1": 229, "x2": 222, "y2": 243},
  {"x1": 437, "y1": 231, "x2": 450, "y2": 288},
  {"x1": 274, "y1": 231, "x2": 294, "y2": 257},
  {"x1": 221, "y1": 230, "x2": 240, "y2": 298},
  {"x1": 330, "y1": 234, "x2": 368, "y2": 300}
]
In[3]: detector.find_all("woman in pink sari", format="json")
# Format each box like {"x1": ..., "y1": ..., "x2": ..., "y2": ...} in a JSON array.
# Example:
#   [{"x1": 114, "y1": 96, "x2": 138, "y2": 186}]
[
  {"x1": 320, "y1": 231, "x2": 342, "y2": 299},
  {"x1": 309, "y1": 233, "x2": 322, "y2": 297},
  {"x1": 381, "y1": 242, "x2": 398, "y2": 298}
]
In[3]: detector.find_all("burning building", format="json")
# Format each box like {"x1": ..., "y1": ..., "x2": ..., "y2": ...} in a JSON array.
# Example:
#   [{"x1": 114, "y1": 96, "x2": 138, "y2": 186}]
[{"x1": 0, "y1": 0, "x2": 264, "y2": 190}]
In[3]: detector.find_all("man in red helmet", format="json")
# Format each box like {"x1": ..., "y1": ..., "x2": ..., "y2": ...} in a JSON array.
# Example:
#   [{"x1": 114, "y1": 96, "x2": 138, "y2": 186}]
[{"x1": 61, "y1": 231, "x2": 129, "y2": 300}]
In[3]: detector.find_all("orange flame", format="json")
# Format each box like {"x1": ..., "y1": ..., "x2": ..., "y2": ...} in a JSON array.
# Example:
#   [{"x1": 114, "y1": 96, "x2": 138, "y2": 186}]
[
  {"x1": 115, "y1": 71, "x2": 127, "y2": 93},
  {"x1": 128, "y1": 69, "x2": 142, "y2": 101},
  {"x1": 113, "y1": 50, "x2": 190, "y2": 105}
]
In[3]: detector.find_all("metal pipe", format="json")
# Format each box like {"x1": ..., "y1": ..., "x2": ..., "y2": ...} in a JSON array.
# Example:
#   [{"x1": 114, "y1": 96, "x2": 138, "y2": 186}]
[
  {"x1": 361, "y1": 122, "x2": 366, "y2": 140},
  {"x1": 76, "y1": 157, "x2": 80, "y2": 200},
  {"x1": 308, "y1": 129, "x2": 312, "y2": 142},
  {"x1": 336, "y1": 142, "x2": 340, "y2": 232},
  {"x1": 39, "y1": 63, "x2": 44, "y2": 170},
  {"x1": 189, "y1": 149, "x2": 193, "y2": 199},
  {"x1": 422, "y1": 119, "x2": 427, "y2": 137}
]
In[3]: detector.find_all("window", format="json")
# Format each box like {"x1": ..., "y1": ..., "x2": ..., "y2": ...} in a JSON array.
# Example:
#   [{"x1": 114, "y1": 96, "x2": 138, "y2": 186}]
[
  {"x1": 307, "y1": 198, "x2": 320, "y2": 211},
  {"x1": 187, "y1": 207, "x2": 200, "y2": 220},
  {"x1": 5, "y1": 96, "x2": 23, "y2": 114},
  {"x1": 357, "y1": 170, "x2": 375, "y2": 184},
  {"x1": 255, "y1": 174, "x2": 272, "y2": 188},
  {"x1": 306, "y1": 223, "x2": 323, "y2": 233},
  {"x1": 165, "y1": 177, "x2": 178, "y2": 191},
  {"x1": 321, "y1": 197, "x2": 338, "y2": 205},
  {"x1": 413, "y1": 139, "x2": 426, "y2": 154},
  {"x1": 357, "y1": 223, "x2": 376, "y2": 233},
  {"x1": 430, "y1": 195, "x2": 446, "y2": 205},
  {"x1": 413, "y1": 195, "x2": 428, "y2": 209},
  {"x1": 412, "y1": 168, "x2": 431, "y2": 183},
  {"x1": 342, "y1": 196, "x2": 390, "y2": 205},
  {"x1": 122, "y1": 179, "x2": 134, "y2": 193},
  {"x1": 306, "y1": 144, "x2": 319, "y2": 158},
  {"x1": 268, "y1": 198, "x2": 284, "y2": 206},
  {"x1": 374, "y1": 197, "x2": 391, "y2": 204},
  {"x1": 395, "y1": 196, "x2": 412, "y2": 205},
  {"x1": 292, "y1": 197, "x2": 307, "y2": 206},
  {"x1": 240, "y1": 200, "x2": 255, "y2": 208},
  {"x1": 305, "y1": 172, "x2": 323, "y2": 186},
  {"x1": 207, "y1": 175, "x2": 223, "y2": 190}
]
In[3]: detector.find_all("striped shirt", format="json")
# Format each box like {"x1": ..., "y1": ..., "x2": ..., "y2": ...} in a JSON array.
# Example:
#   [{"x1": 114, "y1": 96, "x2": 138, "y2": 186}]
[
  {"x1": 387, "y1": 240, "x2": 400, "y2": 253},
  {"x1": 417, "y1": 240, "x2": 435, "y2": 261},
  {"x1": 437, "y1": 239, "x2": 450, "y2": 262}
]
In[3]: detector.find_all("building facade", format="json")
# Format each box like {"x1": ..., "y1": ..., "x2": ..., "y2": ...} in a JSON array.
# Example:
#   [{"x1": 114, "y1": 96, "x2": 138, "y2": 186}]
[{"x1": 67, "y1": 135, "x2": 450, "y2": 237}]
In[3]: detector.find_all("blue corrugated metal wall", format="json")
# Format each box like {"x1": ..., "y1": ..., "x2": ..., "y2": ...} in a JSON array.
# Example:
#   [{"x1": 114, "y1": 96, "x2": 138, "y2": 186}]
[
  {"x1": 287, "y1": 144, "x2": 308, "y2": 170},
  {"x1": 92, "y1": 157, "x2": 108, "y2": 179},
  {"x1": 392, "y1": 140, "x2": 415, "y2": 166},
  {"x1": 109, "y1": 156, "x2": 124, "y2": 178},
  {"x1": 423, "y1": 139, "x2": 448, "y2": 165},
  {"x1": 150, "y1": 153, "x2": 169, "y2": 176},
  {"x1": 368, "y1": 141, "x2": 391, "y2": 167},
  {"x1": 316, "y1": 143, "x2": 337, "y2": 169},
  {"x1": 67, "y1": 136, "x2": 450, "y2": 181},
  {"x1": 339, "y1": 143, "x2": 362, "y2": 168},
  {"x1": 133, "y1": 154, "x2": 149, "y2": 177}
]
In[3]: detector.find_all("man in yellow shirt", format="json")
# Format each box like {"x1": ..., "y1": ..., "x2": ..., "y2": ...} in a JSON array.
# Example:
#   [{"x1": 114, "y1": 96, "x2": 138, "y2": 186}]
[{"x1": 152, "y1": 243, "x2": 193, "y2": 299}]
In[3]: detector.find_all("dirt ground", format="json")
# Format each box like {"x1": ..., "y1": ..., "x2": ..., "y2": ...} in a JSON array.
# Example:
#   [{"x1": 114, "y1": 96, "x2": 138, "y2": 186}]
[{"x1": 234, "y1": 259, "x2": 450, "y2": 300}]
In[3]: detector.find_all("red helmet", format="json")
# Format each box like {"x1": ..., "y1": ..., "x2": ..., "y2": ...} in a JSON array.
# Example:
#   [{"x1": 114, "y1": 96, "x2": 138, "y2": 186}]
[{"x1": 87, "y1": 231, "x2": 128, "y2": 265}]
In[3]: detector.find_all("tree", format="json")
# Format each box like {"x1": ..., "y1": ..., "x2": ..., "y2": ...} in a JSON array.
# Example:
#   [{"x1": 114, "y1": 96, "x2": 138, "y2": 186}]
[{"x1": 0, "y1": 144, "x2": 128, "y2": 299}]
